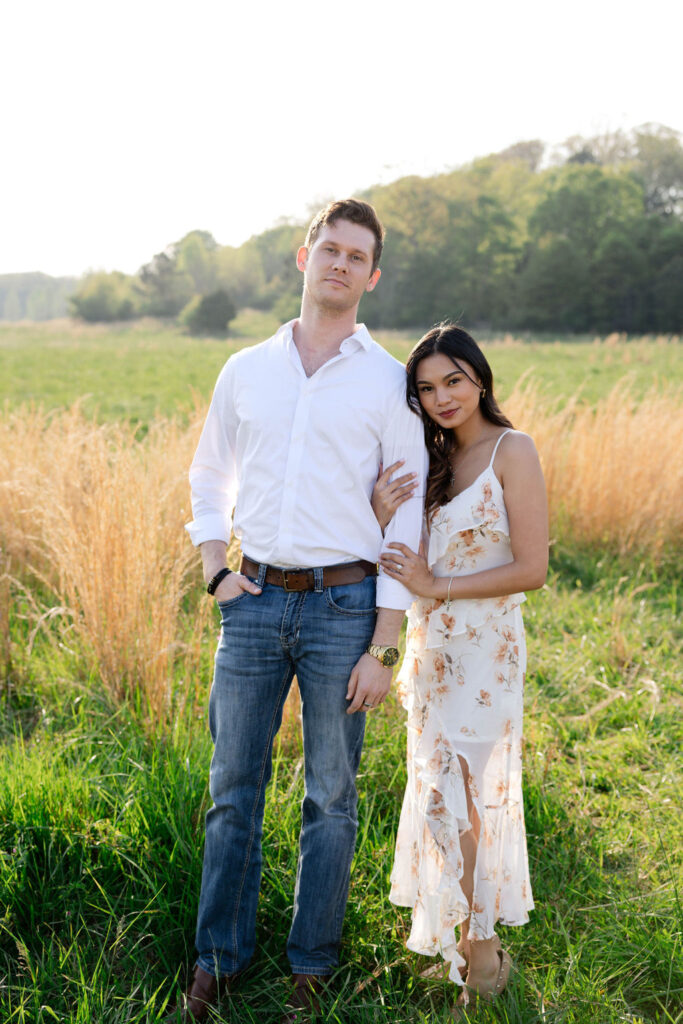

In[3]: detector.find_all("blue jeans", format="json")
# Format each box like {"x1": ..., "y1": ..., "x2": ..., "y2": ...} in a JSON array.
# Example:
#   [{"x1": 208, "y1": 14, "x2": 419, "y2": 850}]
[{"x1": 195, "y1": 565, "x2": 377, "y2": 977}]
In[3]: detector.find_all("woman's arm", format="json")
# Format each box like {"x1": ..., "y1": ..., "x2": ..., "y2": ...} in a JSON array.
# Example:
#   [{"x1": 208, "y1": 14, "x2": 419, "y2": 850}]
[{"x1": 380, "y1": 432, "x2": 548, "y2": 599}]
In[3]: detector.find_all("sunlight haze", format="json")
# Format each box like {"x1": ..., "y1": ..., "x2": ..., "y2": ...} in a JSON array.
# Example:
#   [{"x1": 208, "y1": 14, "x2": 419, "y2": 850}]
[{"x1": 3, "y1": 0, "x2": 681, "y2": 277}]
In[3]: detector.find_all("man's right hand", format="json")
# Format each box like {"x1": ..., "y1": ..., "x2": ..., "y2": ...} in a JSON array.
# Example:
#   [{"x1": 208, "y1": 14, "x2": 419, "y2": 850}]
[{"x1": 213, "y1": 571, "x2": 262, "y2": 602}]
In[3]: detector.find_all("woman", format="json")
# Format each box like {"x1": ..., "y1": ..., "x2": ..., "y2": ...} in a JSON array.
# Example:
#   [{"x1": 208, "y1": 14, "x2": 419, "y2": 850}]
[{"x1": 372, "y1": 323, "x2": 548, "y2": 1013}]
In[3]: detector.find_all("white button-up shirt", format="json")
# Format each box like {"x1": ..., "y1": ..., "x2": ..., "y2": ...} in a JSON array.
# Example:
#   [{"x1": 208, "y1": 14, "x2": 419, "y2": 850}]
[{"x1": 186, "y1": 321, "x2": 428, "y2": 610}]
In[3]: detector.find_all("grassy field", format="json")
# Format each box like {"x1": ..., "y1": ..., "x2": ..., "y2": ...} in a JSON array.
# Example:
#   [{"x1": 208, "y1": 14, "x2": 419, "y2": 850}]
[
  {"x1": 1, "y1": 315, "x2": 681, "y2": 422},
  {"x1": 1, "y1": 323, "x2": 681, "y2": 1022}
]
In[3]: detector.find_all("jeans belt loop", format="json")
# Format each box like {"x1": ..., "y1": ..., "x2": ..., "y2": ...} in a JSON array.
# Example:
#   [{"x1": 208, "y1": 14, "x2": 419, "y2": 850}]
[
  {"x1": 313, "y1": 567, "x2": 324, "y2": 593},
  {"x1": 256, "y1": 562, "x2": 268, "y2": 588}
]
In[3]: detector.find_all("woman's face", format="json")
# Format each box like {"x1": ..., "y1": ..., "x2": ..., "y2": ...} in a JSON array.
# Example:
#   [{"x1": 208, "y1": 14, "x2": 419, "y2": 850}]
[{"x1": 415, "y1": 352, "x2": 483, "y2": 430}]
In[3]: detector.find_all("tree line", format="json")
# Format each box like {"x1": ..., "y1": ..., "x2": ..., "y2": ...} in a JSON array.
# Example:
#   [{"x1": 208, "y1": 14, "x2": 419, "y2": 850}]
[
  {"x1": 4, "y1": 124, "x2": 682, "y2": 333},
  {"x1": 0, "y1": 273, "x2": 79, "y2": 322}
]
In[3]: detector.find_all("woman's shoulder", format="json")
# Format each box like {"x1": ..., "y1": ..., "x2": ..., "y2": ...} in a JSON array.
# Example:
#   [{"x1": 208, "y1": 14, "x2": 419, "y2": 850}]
[
  {"x1": 494, "y1": 429, "x2": 541, "y2": 472},
  {"x1": 497, "y1": 427, "x2": 536, "y2": 450}
]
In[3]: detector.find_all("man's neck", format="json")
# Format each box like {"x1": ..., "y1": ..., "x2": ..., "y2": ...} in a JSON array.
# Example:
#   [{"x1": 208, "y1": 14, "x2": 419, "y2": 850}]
[
  {"x1": 295, "y1": 299, "x2": 359, "y2": 350},
  {"x1": 292, "y1": 298, "x2": 361, "y2": 376}
]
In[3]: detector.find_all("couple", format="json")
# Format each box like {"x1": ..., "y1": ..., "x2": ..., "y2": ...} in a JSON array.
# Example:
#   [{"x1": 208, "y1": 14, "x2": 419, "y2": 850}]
[{"x1": 178, "y1": 199, "x2": 548, "y2": 1021}]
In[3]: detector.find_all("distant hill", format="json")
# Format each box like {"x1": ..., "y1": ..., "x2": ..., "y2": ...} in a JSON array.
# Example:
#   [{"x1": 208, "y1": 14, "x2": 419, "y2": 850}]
[{"x1": 0, "y1": 272, "x2": 80, "y2": 321}]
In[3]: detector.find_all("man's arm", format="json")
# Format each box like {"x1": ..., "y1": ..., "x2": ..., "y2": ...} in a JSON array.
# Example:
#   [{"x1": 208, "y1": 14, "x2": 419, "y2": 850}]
[
  {"x1": 345, "y1": 607, "x2": 405, "y2": 713},
  {"x1": 186, "y1": 360, "x2": 239, "y2": 548},
  {"x1": 188, "y1": 361, "x2": 263, "y2": 602},
  {"x1": 376, "y1": 385, "x2": 429, "y2": 610},
  {"x1": 200, "y1": 540, "x2": 263, "y2": 602},
  {"x1": 346, "y1": 378, "x2": 428, "y2": 713}
]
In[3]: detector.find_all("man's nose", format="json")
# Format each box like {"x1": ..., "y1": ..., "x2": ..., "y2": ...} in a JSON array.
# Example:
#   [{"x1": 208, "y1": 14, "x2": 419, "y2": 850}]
[{"x1": 332, "y1": 254, "x2": 348, "y2": 271}]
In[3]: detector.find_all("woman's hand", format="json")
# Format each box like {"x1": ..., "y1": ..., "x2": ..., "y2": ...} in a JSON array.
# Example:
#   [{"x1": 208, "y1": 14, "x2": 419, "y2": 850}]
[
  {"x1": 371, "y1": 461, "x2": 418, "y2": 533},
  {"x1": 379, "y1": 541, "x2": 436, "y2": 597}
]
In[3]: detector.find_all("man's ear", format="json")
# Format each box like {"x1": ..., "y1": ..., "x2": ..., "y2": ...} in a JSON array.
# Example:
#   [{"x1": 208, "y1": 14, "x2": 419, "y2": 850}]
[
  {"x1": 296, "y1": 246, "x2": 308, "y2": 272},
  {"x1": 365, "y1": 268, "x2": 381, "y2": 293}
]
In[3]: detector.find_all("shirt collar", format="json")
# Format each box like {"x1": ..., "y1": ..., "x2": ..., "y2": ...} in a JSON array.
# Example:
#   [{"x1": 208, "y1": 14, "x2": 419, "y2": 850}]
[{"x1": 279, "y1": 319, "x2": 372, "y2": 355}]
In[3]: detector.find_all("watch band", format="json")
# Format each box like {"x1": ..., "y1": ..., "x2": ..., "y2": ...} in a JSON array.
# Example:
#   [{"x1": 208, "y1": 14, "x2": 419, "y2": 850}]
[
  {"x1": 366, "y1": 642, "x2": 400, "y2": 667},
  {"x1": 207, "y1": 567, "x2": 232, "y2": 595}
]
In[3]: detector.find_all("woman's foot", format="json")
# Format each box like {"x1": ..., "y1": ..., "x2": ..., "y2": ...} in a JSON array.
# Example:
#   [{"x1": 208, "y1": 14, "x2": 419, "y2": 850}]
[{"x1": 453, "y1": 946, "x2": 511, "y2": 1016}]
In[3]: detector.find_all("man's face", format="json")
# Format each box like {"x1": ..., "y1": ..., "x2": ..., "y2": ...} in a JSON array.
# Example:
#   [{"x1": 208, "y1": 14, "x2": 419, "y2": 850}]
[{"x1": 298, "y1": 219, "x2": 381, "y2": 314}]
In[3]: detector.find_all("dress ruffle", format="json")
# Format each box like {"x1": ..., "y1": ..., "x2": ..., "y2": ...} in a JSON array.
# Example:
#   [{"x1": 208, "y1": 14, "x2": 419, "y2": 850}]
[{"x1": 415, "y1": 592, "x2": 527, "y2": 651}]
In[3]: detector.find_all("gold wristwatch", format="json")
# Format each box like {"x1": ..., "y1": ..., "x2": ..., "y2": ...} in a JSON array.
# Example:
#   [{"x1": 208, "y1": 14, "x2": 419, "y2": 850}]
[{"x1": 366, "y1": 643, "x2": 400, "y2": 667}]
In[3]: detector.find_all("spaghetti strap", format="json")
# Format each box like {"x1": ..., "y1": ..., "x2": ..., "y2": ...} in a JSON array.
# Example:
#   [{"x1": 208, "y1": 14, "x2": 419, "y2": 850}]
[{"x1": 489, "y1": 428, "x2": 513, "y2": 467}]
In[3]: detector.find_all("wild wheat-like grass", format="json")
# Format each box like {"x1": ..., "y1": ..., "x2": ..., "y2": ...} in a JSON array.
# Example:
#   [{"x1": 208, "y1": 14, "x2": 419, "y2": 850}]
[
  {"x1": 1, "y1": 379, "x2": 681, "y2": 721},
  {"x1": 504, "y1": 380, "x2": 683, "y2": 559},
  {"x1": 0, "y1": 405, "x2": 204, "y2": 718}
]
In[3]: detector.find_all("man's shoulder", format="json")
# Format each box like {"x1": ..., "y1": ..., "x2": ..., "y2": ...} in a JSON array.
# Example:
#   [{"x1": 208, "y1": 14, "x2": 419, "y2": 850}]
[
  {"x1": 221, "y1": 326, "x2": 286, "y2": 375},
  {"x1": 361, "y1": 332, "x2": 407, "y2": 379}
]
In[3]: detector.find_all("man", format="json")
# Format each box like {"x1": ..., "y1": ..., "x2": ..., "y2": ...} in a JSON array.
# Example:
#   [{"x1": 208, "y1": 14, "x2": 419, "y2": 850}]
[{"x1": 179, "y1": 199, "x2": 427, "y2": 1022}]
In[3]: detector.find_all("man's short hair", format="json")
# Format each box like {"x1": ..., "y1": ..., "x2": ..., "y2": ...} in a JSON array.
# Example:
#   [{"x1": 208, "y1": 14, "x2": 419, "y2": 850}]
[{"x1": 305, "y1": 199, "x2": 385, "y2": 273}]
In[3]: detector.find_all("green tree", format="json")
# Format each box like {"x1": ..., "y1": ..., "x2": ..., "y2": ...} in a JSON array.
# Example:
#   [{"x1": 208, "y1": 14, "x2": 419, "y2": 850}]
[
  {"x1": 591, "y1": 231, "x2": 647, "y2": 332},
  {"x1": 633, "y1": 124, "x2": 683, "y2": 216},
  {"x1": 2, "y1": 287, "x2": 22, "y2": 320},
  {"x1": 515, "y1": 237, "x2": 592, "y2": 331},
  {"x1": 70, "y1": 272, "x2": 138, "y2": 322},
  {"x1": 215, "y1": 242, "x2": 266, "y2": 308},
  {"x1": 176, "y1": 230, "x2": 219, "y2": 294},
  {"x1": 180, "y1": 289, "x2": 236, "y2": 334},
  {"x1": 137, "y1": 248, "x2": 194, "y2": 317}
]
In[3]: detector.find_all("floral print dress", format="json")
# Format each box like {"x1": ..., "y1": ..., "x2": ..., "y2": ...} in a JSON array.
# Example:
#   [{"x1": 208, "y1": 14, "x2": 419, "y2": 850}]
[{"x1": 389, "y1": 429, "x2": 534, "y2": 984}]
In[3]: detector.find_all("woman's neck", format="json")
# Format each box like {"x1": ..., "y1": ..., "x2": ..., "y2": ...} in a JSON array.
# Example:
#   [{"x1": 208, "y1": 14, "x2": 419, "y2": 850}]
[{"x1": 452, "y1": 410, "x2": 492, "y2": 450}]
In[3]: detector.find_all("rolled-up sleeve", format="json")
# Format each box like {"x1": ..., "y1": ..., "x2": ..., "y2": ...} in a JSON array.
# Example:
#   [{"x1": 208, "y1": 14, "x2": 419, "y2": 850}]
[
  {"x1": 185, "y1": 361, "x2": 239, "y2": 546},
  {"x1": 376, "y1": 384, "x2": 429, "y2": 610}
]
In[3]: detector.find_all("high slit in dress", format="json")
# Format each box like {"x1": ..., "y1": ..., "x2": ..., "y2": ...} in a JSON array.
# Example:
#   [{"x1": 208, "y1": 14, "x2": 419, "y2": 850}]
[{"x1": 389, "y1": 429, "x2": 534, "y2": 985}]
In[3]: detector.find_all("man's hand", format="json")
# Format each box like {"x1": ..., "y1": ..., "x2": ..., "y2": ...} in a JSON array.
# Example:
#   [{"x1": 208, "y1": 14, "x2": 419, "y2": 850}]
[
  {"x1": 346, "y1": 653, "x2": 393, "y2": 714},
  {"x1": 213, "y1": 571, "x2": 262, "y2": 602}
]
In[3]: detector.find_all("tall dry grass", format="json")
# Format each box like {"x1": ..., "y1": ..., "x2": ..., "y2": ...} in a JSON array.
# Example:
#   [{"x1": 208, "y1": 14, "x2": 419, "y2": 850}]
[
  {"x1": 1, "y1": 379, "x2": 681, "y2": 722},
  {"x1": 504, "y1": 380, "x2": 683, "y2": 559},
  {"x1": 0, "y1": 404, "x2": 211, "y2": 719}
]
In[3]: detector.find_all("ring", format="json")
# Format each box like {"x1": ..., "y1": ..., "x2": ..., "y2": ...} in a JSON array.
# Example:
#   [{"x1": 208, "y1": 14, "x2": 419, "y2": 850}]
[{"x1": 363, "y1": 701, "x2": 374, "y2": 708}]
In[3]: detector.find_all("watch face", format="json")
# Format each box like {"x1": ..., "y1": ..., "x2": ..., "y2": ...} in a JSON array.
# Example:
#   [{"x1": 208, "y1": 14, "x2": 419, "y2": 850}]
[{"x1": 382, "y1": 647, "x2": 400, "y2": 667}]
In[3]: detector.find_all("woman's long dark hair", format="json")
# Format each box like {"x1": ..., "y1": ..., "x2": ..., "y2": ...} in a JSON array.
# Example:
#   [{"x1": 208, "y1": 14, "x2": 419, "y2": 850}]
[{"x1": 406, "y1": 322, "x2": 513, "y2": 518}]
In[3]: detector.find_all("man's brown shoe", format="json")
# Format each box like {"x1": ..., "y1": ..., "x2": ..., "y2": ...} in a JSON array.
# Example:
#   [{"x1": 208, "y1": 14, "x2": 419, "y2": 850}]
[
  {"x1": 171, "y1": 964, "x2": 235, "y2": 1022},
  {"x1": 280, "y1": 973, "x2": 327, "y2": 1024}
]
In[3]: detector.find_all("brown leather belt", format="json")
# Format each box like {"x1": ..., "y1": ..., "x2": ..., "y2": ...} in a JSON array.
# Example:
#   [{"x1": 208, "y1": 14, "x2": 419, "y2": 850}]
[{"x1": 240, "y1": 555, "x2": 377, "y2": 592}]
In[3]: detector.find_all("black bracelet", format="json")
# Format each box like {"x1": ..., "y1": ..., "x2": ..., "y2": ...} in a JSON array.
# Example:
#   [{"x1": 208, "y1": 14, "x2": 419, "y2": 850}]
[{"x1": 207, "y1": 567, "x2": 232, "y2": 595}]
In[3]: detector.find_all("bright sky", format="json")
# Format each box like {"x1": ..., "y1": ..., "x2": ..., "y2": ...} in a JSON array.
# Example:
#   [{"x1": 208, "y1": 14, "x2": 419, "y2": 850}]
[{"x1": 3, "y1": 0, "x2": 681, "y2": 278}]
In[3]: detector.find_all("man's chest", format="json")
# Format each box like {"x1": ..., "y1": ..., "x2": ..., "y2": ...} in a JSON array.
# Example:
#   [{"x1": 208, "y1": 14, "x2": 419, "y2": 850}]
[{"x1": 232, "y1": 371, "x2": 388, "y2": 456}]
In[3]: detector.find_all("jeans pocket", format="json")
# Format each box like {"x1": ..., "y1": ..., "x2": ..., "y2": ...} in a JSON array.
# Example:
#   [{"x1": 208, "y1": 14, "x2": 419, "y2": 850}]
[
  {"x1": 217, "y1": 591, "x2": 250, "y2": 613},
  {"x1": 324, "y1": 578, "x2": 376, "y2": 616}
]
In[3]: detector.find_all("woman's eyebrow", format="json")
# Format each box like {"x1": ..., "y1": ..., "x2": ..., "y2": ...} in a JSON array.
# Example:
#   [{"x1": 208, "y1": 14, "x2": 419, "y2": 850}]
[{"x1": 416, "y1": 370, "x2": 461, "y2": 384}]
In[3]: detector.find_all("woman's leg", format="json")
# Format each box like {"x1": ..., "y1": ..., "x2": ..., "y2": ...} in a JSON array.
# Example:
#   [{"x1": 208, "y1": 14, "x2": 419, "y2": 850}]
[{"x1": 455, "y1": 756, "x2": 501, "y2": 994}]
